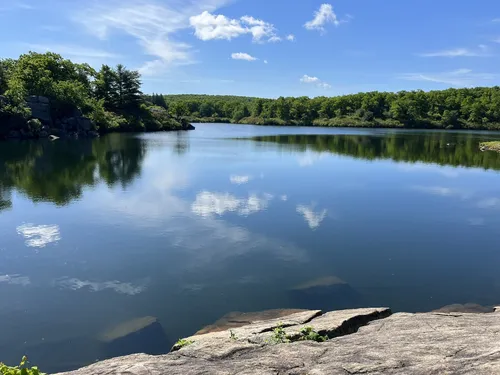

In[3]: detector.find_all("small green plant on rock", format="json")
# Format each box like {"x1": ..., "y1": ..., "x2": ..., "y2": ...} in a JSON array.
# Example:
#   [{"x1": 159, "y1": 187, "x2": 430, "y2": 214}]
[
  {"x1": 230, "y1": 330, "x2": 238, "y2": 341},
  {"x1": 173, "y1": 338, "x2": 194, "y2": 350},
  {"x1": 269, "y1": 323, "x2": 289, "y2": 344},
  {"x1": 0, "y1": 356, "x2": 46, "y2": 375},
  {"x1": 295, "y1": 326, "x2": 328, "y2": 342}
]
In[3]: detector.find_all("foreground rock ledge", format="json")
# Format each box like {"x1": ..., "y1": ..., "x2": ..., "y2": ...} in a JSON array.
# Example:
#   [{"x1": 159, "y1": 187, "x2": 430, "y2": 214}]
[{"x1": 58, "y1": 307, "x2": 500, "y2": 375}]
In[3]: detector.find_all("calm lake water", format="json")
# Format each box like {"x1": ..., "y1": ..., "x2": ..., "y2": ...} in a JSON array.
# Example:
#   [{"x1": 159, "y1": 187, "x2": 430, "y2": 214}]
[{"x1": 1, "y1": 123, "x2": 500, "y2": 371}]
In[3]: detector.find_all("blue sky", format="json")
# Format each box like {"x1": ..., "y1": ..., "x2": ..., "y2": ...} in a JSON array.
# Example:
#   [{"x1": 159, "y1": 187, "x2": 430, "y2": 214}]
[{"x1": 1, "y1": 0, "x2": 500, "y2": 97}]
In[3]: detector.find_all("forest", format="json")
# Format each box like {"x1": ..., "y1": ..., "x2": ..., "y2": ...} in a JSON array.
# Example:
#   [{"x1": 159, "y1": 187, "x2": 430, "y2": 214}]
[
  {"x1": 3, "y1": 52, "x2": 500, "y2": 135},
  {"x1": 0, "y1": 52, "x2": 189, "y2": 139},
  {"x1": 149, "y1": 88, "x2": 500, "y2": 130}
]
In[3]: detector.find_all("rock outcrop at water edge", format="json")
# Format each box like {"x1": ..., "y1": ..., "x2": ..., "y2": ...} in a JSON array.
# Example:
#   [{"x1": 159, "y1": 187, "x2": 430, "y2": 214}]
[{"x1": 57, "y1": 306, "x2": 500, "y2": 375}]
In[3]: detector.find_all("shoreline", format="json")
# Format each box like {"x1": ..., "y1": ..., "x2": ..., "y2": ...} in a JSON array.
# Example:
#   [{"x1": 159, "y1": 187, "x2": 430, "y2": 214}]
[
  {"x1": 57, "y1": 306, "x2": 500, "y2": 375},
  {"x1": 188, "y1": 117, "x2": 500, "y2": 132},
  {"x1": 0, "y1": 124, "x2": 195, "y2": 141},
  {"x1": 193, "y1": 120, "x2": 500, "y2": 135}
]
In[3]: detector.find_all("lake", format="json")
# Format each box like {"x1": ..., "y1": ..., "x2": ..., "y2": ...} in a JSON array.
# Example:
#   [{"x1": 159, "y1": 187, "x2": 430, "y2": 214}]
[{"x1": 1, "y1": 123, "x2": 500, "y2": 372}]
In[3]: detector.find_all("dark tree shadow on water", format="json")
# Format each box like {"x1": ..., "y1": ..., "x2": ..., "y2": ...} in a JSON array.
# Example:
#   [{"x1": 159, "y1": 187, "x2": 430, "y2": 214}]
[
  {"x1": 0, "y1": 134, "x2": 147, "y2": 206},
  {"x1": 252, "y1": 133, "x2": 500, "y2": 171}
]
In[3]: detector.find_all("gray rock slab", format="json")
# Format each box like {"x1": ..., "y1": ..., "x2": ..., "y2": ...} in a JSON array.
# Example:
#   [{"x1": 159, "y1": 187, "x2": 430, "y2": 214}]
[{"x1": 57, "y1": 308, "x2": 500, "y2": 375}]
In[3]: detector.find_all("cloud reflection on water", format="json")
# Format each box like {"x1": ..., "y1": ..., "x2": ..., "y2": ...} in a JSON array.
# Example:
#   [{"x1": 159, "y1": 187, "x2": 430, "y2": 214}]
[
  {"x1": 16, "y1": 224, "x2": 61, "y2": 248},
  {"x1": 192, "y1": 191, "x2": 273, "y2": 217},
  {"x1": 296, "y1": 204, "x2": 328, "y2": 229},
  {"x1": 0, "y1": 274, "x2": 31, "y2": 286},
  {"x1": 55, "y1": 278, "x2": 147, "y2": 295},
  {"x1": 88, "y1": 159, "x2": 308, "y2": 268},
  {"x1": 229, "y1": 175, "x2": 252, "y2": 185}
]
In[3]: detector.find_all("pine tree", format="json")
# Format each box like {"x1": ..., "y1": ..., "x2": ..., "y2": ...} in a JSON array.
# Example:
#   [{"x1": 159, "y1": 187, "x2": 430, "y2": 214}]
[{"x1": 94, "y1": 65, "x2": 118, "y2": 110}]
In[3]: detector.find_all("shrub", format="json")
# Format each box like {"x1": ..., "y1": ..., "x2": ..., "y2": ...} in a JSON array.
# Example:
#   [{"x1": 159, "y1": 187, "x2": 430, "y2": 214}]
[
  {"x1": 0, "y1": 356, "x2": 46, "y2": 375},
  {"x1": 88, "y1": 100, "x2": 126, "y2": 132}
]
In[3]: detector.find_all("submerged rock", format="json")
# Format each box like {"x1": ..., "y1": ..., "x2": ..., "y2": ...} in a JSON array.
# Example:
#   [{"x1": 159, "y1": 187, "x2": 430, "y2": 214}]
[
  {"x1": 290, "y1": 275, "x2": 364, "y2": 311},
  {"x1": 195, "y1": 308, "x2": 310, "y2": 335},
  {"x1": 98, "y1": 316, "x2": 171, "y2": 359},
  {"x1": 292, "y1": 275, "x2": 348, "y2": 291},
  {"x1": 433, "y1": 303, "x2": 495, "y2": 314},
  {"x1": 58, "y1": 308, "x2": 500, "y2": 375}
]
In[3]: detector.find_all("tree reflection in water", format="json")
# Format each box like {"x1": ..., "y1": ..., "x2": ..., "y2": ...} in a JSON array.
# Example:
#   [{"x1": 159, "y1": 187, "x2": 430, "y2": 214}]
[{"x1": 0, "y1": 134, "x2": 147, "y2": 209}]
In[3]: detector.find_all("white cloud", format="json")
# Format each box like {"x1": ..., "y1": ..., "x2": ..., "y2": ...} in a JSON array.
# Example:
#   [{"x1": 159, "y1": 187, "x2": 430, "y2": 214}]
[
  {"x1": 16, "y1": 224, "x2": 61, "y2": 248},
  {"x1": 56, "y1": 278, "x2": 146, "y2": 295},
  {"x1": 296, "y1": 204, "x2": 328, "y2": 229},
  {"x1": 300, "y1": 75, "x2": 331, "y2": 89},
  {"x1": 300, "y1": 75, "x2": 320, "y2": 83},
  {"x1": 398, "y1": 69, "x2": 497, "y2": 86},
  {"x1": 190, "y1": 11, "x2": 279, "y2": 43},
  {"x1": 286, "y1": 34, "x2": 295, "y2": 42},
  {"x1": 77, "y1": 0, "x2": 230, "y2": 75},
  {"x1": 0, "y1": 274, "x2": 31, "y2": 286},
  {"x1": 264, "y1": 59, "x2": 268, "y2": 64},
  {"x1": 231, "y1": 52, "x2": 257, "y2": 61},
  {"x1": 190, "y1": 11, "x2": 248, "y2": 40},
  {"x1": 280, "y1": 195, "x2": 288, "y2": 201},
  {"x1": 138, "y1": 59, "x2": 171, "y2": 76},
  {"x1": 230, "y1": 175, "x2": 252, "y2": 184},
  {"x1": 191, "y1": 191, "x2": 273, "y2": 217},
  {"x1": 240, "y1": 15, "x2": 278, "y2": 42},
  {"x1": 305, "y1": 4, "x2": 340, "y2": 32},
  {"x1": 419, "y1": 46, "x2": 489, "y2": 58}
]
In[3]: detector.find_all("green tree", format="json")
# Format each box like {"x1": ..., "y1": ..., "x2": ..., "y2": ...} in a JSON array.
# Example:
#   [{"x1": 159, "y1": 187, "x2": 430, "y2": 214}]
[
  {"x1": 170, "y1": 101, "x2": 189, "y2": 118},
  {"x1": 232, "y1": 104, "x2": 250, "y2": 122},
  {"x1": 200, "y1": 101, "x2": 214, "y2": 117},
  {"x1": 94, "y1": 65, "x2": 118, "y2": 110},
  {"x1": 115, "y1": 64, "x2": 142, "y2": 110},
  {"x1": 276, "y1": 97, "x2": 291, "y2": 121},
  {"x1": 6, "y1": 52, "x2": 95, "y2": 115},
  {"x1": 252, "y1": 99, "x2": 264, "y2": 117},
  {"x1": 0, "y1": 59, "x2": 15, "y2": 95}
]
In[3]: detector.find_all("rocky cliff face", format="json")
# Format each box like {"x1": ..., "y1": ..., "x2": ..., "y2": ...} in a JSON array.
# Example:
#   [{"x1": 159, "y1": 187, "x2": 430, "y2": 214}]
[
  {"x1": 9, "y1": 96, "x2": 99, "y2": 139},
  {"x1": 57, "y1": 307, "x2": 500, "y2": 375},
  {"x1": 26, "y1": 95, "x2": 51, "y2": 123}
]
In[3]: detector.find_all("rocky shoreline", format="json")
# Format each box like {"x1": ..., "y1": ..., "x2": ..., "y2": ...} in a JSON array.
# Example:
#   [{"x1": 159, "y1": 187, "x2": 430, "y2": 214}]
[
  {"x1": 1, "y1": 95, "x2": 194, "y2": 141},
  {"x1": 57, "y1": 306, "x2": 500, "y2": 375}
]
